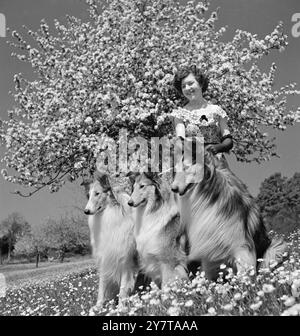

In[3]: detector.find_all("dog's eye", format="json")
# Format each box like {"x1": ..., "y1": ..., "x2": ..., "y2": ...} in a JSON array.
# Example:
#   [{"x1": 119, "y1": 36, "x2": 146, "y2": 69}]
[
  {"x1": 140, "y1": 185, "x2": 145, "y2": 189},
  {"x1": 95, "y1": 192, "x2": 100, "y2": 196}
]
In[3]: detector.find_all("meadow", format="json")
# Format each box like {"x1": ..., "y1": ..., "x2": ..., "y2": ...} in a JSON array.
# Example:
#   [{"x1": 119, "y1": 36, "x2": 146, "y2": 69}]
[{"x1": 0, "y1": 230, "x2": 299, "y2": 316}]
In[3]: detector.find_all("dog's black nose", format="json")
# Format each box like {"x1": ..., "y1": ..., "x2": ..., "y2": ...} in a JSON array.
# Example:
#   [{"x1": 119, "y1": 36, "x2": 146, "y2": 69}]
[
  {"x1": 84, "y1": 209, "x2": 91, "y2": 215},
  {"x1": 171, "y1": 185, "x2": 179, "y2": 193},
  {"x1": 128, "y1": 199, "x2": 134, "y2": 207}
]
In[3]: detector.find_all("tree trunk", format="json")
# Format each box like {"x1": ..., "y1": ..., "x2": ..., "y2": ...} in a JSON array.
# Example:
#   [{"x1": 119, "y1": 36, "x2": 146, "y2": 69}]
[
  {"x1": 7, "y1": 239, "x2": 12, "y2": 263},
  {"x1": 7, "y1": 229, "x2": 15, "y2": 263},
  {"x1": 35, "y1": 251, "x2": 40, "y2": 268},
  {"x1": 59, "y1": 249, "x2": 65, "y2": 263},
  {"x1": 0, "y1": 239, "x2": 2, "y2": 265}
]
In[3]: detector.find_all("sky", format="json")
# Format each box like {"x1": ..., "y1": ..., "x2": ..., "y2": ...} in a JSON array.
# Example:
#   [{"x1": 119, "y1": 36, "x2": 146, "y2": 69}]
[{"x1": 0, "y1": 0, "x2": 299, "y2": 228}]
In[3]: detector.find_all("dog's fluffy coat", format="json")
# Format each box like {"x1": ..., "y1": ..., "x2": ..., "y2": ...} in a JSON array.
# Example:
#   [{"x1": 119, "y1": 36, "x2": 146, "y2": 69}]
[
  {"x1": 128, "y1": 172, "x2": 188, "y2": 286},
  {"x1": 84, "y1": 172, "x2": 137, "y2": 308},
  {"x1": 172, "y1": 147, "x2": 287, "y2": 279}
]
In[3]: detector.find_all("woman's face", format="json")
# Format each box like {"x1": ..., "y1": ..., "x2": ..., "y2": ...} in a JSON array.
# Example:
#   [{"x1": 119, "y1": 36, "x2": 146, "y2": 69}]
[{"x1": 181, "y1": 73, "x2": 203, "y2": 102}]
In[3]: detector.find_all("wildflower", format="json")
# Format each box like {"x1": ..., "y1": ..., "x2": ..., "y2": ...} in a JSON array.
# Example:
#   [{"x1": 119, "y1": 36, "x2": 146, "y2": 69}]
[
  {"x1": 250, "y1": 301, "x2": 262, "y2": 311},
  {"x1": 184, "y1": 300, "x2": 194, "y2": 307},
  {"x1": 84, "y1": 117, "x2": 93, "y2": 124},
  {"x1": 222, "y1": 303, "x2": 234, "y2": 311},
  {"x1": 171, "y1": 299, "x2": 178, "y2": 306},
  {"x1": 262, "y1": 284, "x2": 275, "y2": 293},
  {"x1": 149, "y1": 299, "x2": 160, "y2": 305},
  {"x1": 207, "y1": 307, "x2": 217, "y2": 315},
  {"x1": 233, "y1": 293, "x2": 242, "y2": 301},
  {"x1": 167, "y1": 306, "x2": 181, "y2": 316},
  {"x1": 74, "y1": 162, "x2": 82, "y2": 169},
  {"x1": 291, "y1": 279, "x2": 300, "y2": 298},
  {"x1": 281, "y1": 304, "x2": 300, "y2": 316},
  {"x1": 141, "y1": 294, "x2": 150, "y2": 301},
  {"x1": 249, "y1": 269, "x2": 255, "y2": 276},
  {"x1": 206, "y1": 296, "x2": 213, "y2": 303},
  {"x1": 280, "y1": 295, "x2": 289, "y2": 301},
  {"x1": 284, "y1": 297, "x2": 296, "y2": 307},
  {"x1": 242, "y1": 291, "x2": 249, "y2": 298},
  {"x1": 257, "y1": 290, "x2": 264, "y2": 297}
]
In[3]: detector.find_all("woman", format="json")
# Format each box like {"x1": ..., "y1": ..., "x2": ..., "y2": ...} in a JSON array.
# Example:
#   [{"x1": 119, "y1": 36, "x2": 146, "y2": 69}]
[{"x1": 172, "y1": 65, "x2": 233, "y2": 167}]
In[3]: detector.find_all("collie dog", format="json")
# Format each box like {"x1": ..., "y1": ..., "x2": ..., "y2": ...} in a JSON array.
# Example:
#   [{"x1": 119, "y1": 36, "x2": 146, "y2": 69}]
[
  {"x1": 171, "y1": 139, "x2": 287, "y2": 280},
  {"x1": 83, "y1": 171, "x2": 137, "y2": 309},
  {"x1": 127, "y1": 172, "x2": 188, "y2": 287}
]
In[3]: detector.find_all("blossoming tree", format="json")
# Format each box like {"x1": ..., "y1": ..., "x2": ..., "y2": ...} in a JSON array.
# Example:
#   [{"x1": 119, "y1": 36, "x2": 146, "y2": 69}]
[{"x1": 0, "y1": 0, "x2": 299, "y2": 196}]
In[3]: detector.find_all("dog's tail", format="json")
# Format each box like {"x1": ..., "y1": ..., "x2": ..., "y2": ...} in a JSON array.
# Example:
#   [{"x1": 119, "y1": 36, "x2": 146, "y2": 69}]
[{"x1": 259, "y1": 237, "x2": 288, "y2": 269}]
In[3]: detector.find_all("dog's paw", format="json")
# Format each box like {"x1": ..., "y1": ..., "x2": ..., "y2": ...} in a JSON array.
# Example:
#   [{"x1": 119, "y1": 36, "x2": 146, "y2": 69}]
[
  {"x1": 117, "y1": 297, "x2": 128, "y2": 310},
  {"x1": 89, "y1": 303, "x2": 104, "y2": 316}
]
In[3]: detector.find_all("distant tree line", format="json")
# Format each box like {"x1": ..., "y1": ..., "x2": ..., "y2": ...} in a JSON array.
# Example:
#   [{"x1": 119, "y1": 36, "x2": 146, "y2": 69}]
[
  {"x1": 0, "y1": 212, "x2": 90, "y2": 267},
  {"x1": 256, "y1": 172, "x2": 300, "y2": 235},
  {"x1": 1, "y1": 171, "x2": 298, "y2": 265}
]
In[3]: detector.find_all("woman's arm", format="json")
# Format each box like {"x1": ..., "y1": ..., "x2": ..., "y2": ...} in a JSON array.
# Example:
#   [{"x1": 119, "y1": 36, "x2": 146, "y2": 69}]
[
  {"x1": 206, "y1": 114, "x2": 233, "y2": 154},
  {"x1": 213, "y1": 136, "x2": 233, "y2": 154}
]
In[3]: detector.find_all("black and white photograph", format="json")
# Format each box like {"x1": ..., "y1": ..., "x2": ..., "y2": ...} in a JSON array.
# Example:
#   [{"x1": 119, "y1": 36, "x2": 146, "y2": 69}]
[{"x1": 0, "y1": 0, "x2": 299, "y2": 320}]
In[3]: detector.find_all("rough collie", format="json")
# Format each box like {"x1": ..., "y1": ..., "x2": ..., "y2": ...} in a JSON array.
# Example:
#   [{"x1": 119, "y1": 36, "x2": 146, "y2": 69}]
[
  {"x1": 127, "y1": 172, "x2": 188, "y2": 287},
  {"x1": 171, "y1": 141, "x2": 287, "y2": 280},
  {"x1": 83, "y1": 171, "x2": 137, "y2": 309}
]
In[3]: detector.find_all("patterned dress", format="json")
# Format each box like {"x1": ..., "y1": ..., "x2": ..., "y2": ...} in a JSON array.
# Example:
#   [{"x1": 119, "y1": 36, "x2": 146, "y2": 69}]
[{"x1": 173, "y1": 104, "x2": 231, "y2": 167}]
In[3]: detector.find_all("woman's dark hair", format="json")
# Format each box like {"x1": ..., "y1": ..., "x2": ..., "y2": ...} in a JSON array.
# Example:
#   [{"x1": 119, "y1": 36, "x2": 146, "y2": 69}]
[{"x1": 173, "y1": 65, "x2": 209, "y2": 95}]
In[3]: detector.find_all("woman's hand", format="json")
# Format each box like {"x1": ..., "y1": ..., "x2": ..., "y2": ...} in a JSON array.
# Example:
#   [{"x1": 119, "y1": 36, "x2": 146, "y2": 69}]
[
  {"x1": 205, "y1": 144, "x2": 220, "y2": 155},
  {"x1": 206, "y1": 137, "x2": 233, "y2": 155}
]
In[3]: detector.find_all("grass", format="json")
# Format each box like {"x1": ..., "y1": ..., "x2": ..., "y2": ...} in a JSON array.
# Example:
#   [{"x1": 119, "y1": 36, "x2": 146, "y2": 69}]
[
  {"x1": 0, "y1": 230, "x2": 299, "y2": 316},
  {"x1": 1, "y1": 256, "x2": 94, "y2": 288}
]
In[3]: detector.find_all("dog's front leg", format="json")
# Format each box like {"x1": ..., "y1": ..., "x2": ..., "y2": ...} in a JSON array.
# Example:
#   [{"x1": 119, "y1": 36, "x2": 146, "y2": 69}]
[
  {"x1": 161, "y1": 263, "x2": 178, "y2": 288},
  {"x1": 96, "y1": 273, "x2": 111, "y2": 308},
  {"x1": 94, "y1": 260, "x2": 109, "y2": 309},
  {"x1": 174, "y1": 264, "x2": 189, "y2": 280},
  {"x1": 118, "y1": 269, "x2": 135, "y2": 308},
  {"x1": 234, "y1": 247, "x2": 256, "y2": 276},
  {"x1": 89, "y1": 263, "x2": 108, "y2": 314}
]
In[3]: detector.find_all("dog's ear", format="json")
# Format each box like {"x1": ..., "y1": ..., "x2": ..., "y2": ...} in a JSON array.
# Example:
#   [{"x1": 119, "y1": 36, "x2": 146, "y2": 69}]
[
  {"x1": 80, "y1": 176, "x2": 92, "y2": 196},
  {"x1": 146, "y1": 171, "x2": 164, "y2": 201},
  {"x1": 126, "y1": 171, "x2": 138, "y2": 186},
  {"x1": 95, "y1": 171, "x2": 111, "y2": 192},
  {"x1": 144, "y1": 171, "x2": 162, "y2": 191},
  {"x1": 81, "y1": 184, "x2": 90, "y2": 200}
]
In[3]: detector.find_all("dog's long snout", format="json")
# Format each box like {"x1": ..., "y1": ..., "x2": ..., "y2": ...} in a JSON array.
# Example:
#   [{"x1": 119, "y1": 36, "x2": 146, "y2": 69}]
[{"x1": 128, "y1": 199, "x2": 134, "y2": 207}]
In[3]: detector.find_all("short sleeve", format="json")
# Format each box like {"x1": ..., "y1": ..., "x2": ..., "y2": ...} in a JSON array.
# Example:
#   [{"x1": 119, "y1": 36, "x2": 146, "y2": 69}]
[{"x1": 214, "y1": 105, "x2": 228, "y2": 119}]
